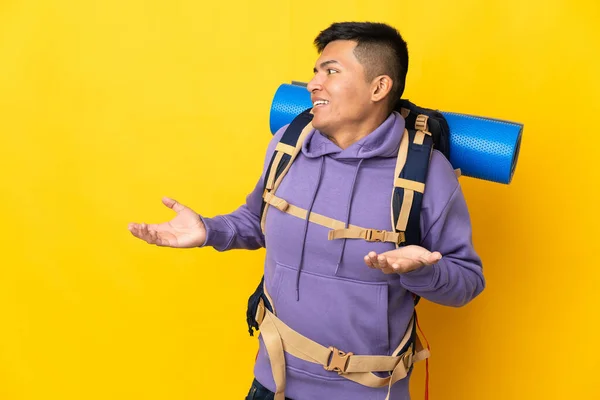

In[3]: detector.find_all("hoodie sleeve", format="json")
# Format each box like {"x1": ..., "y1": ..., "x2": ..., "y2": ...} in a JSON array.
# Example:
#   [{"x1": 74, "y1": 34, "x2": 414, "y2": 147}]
[
  {"x1": 398, "y1": 150, "x2": 486, "y2": 307},
  {"x1": 198, "y1": 125, "x2": 288, "y2": 251}
]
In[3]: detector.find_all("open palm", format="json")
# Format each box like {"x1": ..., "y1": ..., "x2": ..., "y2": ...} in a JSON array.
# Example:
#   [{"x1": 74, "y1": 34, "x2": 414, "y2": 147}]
[
  {"x1": 364, "y1": 245, "x2": 442, "y2": 274},
  {"x1": 128, "y1": 197, "x2": 206, "y2": 248}
]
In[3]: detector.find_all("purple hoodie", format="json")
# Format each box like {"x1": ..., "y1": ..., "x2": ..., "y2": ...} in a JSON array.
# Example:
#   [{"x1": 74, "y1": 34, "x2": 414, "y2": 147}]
[{"x1": 201, "y1": 112, "x2": 485, "y2": 400}]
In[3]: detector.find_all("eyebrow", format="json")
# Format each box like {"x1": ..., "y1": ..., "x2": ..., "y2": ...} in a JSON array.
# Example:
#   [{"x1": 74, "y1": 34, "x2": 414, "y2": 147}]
[{"x1": 313, "y1": 60, "x2": 341, "y2": 73}]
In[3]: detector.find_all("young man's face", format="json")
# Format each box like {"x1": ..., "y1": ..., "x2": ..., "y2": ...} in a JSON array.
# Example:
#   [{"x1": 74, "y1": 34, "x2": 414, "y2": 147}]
[{"x1": 307, "y1": 40, "x2": 374, "y2": 136}]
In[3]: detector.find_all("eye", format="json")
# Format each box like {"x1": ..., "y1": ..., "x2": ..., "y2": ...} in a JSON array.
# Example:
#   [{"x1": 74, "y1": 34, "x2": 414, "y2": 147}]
[{"x1": 327, "y1": 69, "x2": 338, "y2": 75}]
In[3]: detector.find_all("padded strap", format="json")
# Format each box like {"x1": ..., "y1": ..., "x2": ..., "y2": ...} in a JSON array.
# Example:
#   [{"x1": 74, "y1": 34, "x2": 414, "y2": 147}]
[
  {"x1": 261, "y1": 120, "x2": 314, "y2": 233},
  {"x1": 265, "y1": 151, "x2": 284, "y2": 190}
]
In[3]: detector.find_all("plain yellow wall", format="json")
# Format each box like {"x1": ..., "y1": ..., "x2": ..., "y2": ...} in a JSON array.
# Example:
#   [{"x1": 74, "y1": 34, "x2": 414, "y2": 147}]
[{"x1": 1, "y1": 1, "x2": 598, "y2": 399}]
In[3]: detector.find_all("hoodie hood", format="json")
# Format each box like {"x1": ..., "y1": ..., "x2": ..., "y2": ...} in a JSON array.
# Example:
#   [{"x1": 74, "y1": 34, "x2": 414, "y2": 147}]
[{"x1": 301, "y1": 111, "x2": 405, "y2": 160}]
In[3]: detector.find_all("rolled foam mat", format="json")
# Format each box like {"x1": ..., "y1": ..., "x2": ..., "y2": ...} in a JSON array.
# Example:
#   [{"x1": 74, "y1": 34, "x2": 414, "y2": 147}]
[{"x1": 270, "y1": 83, "x2": 523, "y2": 184}]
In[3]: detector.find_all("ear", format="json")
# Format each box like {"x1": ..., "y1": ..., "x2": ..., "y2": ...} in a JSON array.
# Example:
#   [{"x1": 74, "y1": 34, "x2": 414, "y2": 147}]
[{"x1": 370, "y1": 75, "x2": 393, "y2": 103}]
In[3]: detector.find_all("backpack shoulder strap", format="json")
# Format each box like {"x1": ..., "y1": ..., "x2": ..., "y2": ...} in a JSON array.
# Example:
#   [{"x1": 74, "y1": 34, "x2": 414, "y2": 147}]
[
  {"x1": 260, "y1": 108, "x2": 314, "y2": 233},
  {"x1": 392, "y1": 112, "x2": 435, "y2": 307},
  {"x1": 391, "y1": 116, "x2": 435, "y2": 248}
]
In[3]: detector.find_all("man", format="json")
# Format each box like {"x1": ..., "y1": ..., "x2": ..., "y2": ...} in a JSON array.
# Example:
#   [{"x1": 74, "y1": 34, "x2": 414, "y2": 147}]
[{"x1": 128, "y1": 22, "x2": 485, "y2": 400}]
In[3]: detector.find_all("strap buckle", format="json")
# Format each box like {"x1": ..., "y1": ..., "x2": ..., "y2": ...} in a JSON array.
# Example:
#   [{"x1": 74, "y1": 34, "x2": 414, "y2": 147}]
[
  {"x1": 365, "y1": 229, "x2": 385, "y2": 242},
  {"x1": 324, "y1": 346, "x2": 353, "y2": 374},
  {"x1": 415, "y1": 114, "x2": 429, "y2": 132},
  {"x1": 400, "y1": 351, "x2": 413, "y2": 370}
]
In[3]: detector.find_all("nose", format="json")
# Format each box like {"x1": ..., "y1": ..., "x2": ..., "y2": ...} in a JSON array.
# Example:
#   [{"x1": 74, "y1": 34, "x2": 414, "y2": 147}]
[{"x1": 307, "y1": 73, "x2": 322, "y2": 93}]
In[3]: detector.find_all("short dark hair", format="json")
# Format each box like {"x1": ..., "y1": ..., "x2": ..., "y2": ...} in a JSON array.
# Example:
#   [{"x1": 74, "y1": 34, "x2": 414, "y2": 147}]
[{"x1": 314, "y1": 22, "x2": 409, "y2": 104}]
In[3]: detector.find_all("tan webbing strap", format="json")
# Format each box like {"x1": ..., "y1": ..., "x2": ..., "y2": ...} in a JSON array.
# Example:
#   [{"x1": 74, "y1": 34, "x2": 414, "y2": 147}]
[
  {"x1": 414, "y1": 125, "x2": 432, "y2": 145},
  {"x1": 454, "y1": 168, "x2": 462, "y2": 178},
  {"x1": 270, "y1": 123, "x2": 314, "y2": 193},
  {"x1": 259, "y1": 312, "x2": 287, "y2": 400},
  {"x1": 263, "y1": 192, "x2": 403, "y2": 244},
  {"x1": 413, "y1": 131, "x2": 425, "y2": 145},
  {"x1": 275, "y1": 142, "x2": 295, "y2": 155},
  {"x1": 391, "y1": 317, "x2": 416, "y2": 357},
  {"x1": 255, "y1": 282, "x2": 277, "y2": 325},
  {"x1": 400, "y1": 108, "x2": 410, "y2": 119},
  {"x1": 255, "y1": 298, "x2": 266, "y2": 326},
  {"x1": 263, "y1": 192, "x2": 290, "y2": 212},
  {"x1": 393, "y1": 129, "x2": 410, "y2": 179},
  {"x1": 264, "y1": 192, "x2": 349, "y2": 230},
  {"x1": 263, "y1": 281, "x2": 276, "y2": 315},
  {"x1": 390, "y1": 318, "x2": 430, "y2": 361},
  {"x1": 396, "y1": 190, "x2": 414, "y2": 232},
  {"x1": 327, "y1": 227, "x2": 404, "y2": 245},
  {"x1": 265, "y1": 151, "x2": 284, "y2": 190},
  {"x1": 390, "y1": 129, "x2": 410, "y2": 236},
  {"x1": 261, "y1": 122, "x2": 314, "y2": 233},
  {"x1": 259, "y1": 310, "x2": 426, "y2": 400},
  {"x1": 394, "y1": 178, "x2": 425, "y2": 194}
]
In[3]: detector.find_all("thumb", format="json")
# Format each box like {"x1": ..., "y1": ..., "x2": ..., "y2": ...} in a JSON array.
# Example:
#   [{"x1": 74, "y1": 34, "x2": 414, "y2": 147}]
[
  {"x1": 420, "y1": 250, "x2": 442, "y2": 265},
  {"x1": 162, "y1": 197, "x2": 186, "y2": 213}
]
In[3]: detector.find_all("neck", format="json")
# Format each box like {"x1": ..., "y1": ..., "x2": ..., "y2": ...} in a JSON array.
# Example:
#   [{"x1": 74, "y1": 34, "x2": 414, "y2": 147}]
[{"x1": 323, "y1": 108, "x2": 391, "y2": 150}]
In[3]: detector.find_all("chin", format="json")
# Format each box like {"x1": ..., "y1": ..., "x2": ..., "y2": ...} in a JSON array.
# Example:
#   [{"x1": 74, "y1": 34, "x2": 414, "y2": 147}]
[{"x1": 311, "y1": 117, "x2": 327, "y2": 132}]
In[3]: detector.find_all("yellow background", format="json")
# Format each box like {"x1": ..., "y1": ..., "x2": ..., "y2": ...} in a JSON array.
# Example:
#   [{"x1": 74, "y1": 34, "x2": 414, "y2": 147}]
[{"x1": 1, "y1": 0, "x2": 598, "y2": 399}]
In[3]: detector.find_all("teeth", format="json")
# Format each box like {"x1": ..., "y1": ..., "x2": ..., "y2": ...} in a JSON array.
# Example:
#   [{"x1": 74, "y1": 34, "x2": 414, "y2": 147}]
[{"x1": 313, "y1": 100, "x2": 329, "y2": 106}]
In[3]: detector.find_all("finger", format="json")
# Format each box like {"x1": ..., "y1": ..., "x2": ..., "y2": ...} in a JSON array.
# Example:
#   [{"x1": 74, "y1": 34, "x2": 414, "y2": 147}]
[
  {"x1": 369, "y1": 252, "x2": 395, "y2": 271},
  {"x1": 419, "y1": 251, "x2": 442, "y2": 266},
  {"x1": 390, "y1": 258, "x2": 421, "y2": 273},
  {"x1": 379, "y1": 265, "x2": 397, "y2": 275},
  {"x1": 139, "y1": 223, "x2": 153, "y2": 243},
  {"x1": 128, "y1": 223, "x2": 141, "y2": 237},
  {"x1": 377, "y1": 255, "x2": 392, "y2": 270},
  {"x1": 368, "y1": 252, "x2": 380, "y2": 268},
  {"x1": 429, "y1": 251, "x2": 443, "y2": 263},
  {"x1": 364, "y1": 255, "x2": 375, "y2": 268},
  {"x1": 130, "y1": 222, "x2": 159, "y2": 235},
  {"x1": 142, "y1": 224, "x2": 162, "y2": 245},
  {"x1": 162, "y1": 197, "x2": 186, "y2": 213},
  {"x1": 129, "y1": 223, "x2": 147, "y2": 240},
  {"x1": 149, "y1": 230, "x2": 161, "y2": 246}
]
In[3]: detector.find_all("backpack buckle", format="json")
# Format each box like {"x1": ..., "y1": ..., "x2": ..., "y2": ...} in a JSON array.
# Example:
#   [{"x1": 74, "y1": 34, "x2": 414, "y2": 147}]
[
  {"x1": 400, "y1": 350, "x2": 413, "y2": 370},
  {"x1": 324, "y1": 346, "x2": 353, "y2": 374},
  {"x1": 365, "y1": 229, "x2": 385, "y2": 242},
  {"x1": 415, "y1": 114, "x2": 429, "y2": 132}
]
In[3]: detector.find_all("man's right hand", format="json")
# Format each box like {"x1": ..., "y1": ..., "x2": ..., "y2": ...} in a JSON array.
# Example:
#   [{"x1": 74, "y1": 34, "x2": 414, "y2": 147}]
[{"x1": 128, "y1": 197, "x2": 206, "y2": 248}]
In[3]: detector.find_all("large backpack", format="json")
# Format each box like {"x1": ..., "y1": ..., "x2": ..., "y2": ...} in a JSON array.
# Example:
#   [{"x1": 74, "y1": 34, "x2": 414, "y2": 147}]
[{"x1": 246, "y1": 100, "x2": 451, "y2": 336}]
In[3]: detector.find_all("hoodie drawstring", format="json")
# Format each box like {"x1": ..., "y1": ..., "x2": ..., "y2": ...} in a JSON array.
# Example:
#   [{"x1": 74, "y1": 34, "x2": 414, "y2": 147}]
[
  {"x1": 334, "y1": 159, "x2": 363, "y2": 275},
  {"x1": 294, "y1": 156, "x2": 325, "y2": 301}
]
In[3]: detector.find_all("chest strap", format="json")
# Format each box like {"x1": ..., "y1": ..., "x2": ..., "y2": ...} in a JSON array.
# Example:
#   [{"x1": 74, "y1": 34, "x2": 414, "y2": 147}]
[
  {"x1": 256, "y1": 302, "x2": 430, "y2": 400},
  {"x1": 263, "y1": 191, "x2": 405, "y2": 245}
]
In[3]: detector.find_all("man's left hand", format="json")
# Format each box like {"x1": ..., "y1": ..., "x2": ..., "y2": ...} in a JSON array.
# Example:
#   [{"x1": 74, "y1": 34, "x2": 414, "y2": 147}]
[{"x1": 364, "y1": 245, "x2": 442, "y2": 274}]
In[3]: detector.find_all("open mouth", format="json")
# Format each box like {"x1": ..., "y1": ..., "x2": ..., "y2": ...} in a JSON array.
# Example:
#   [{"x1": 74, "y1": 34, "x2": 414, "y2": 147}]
[{"x1": 313, "y1": 100, "x2": 329, "y2": 108}]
